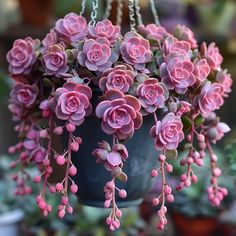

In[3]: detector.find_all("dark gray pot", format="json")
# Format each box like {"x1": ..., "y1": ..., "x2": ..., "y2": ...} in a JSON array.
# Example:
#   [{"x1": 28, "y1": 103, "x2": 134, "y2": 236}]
[{"x1": 69, "y1": 91, "x2": 158, "y2": 208}]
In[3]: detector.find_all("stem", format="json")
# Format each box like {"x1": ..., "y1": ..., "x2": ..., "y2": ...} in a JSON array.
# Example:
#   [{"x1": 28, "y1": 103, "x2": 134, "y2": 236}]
[{"x1": 64, "y1": 133, "x2": 72, "y2": 196}]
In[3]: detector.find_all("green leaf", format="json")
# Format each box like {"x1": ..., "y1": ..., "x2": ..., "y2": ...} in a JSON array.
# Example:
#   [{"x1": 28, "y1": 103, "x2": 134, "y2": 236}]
[
  {"x1": 182, "y1": 116, "x2": 192, "y2": 131},
  {"x1": 194, "y1": 114, "x2": 205, "y2": 126}
]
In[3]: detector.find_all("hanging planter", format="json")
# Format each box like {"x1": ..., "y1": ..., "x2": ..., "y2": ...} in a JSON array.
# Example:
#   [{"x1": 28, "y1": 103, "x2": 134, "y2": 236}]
[{"x1": 7, "y1": 0, "x2": 233, "y2": 232}]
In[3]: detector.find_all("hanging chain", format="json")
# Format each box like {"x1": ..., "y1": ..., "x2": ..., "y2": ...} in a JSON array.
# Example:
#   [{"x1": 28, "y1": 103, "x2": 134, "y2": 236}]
[
  {"x1": 89, "y1": 0, "x2": 99, "y2": 26},
  {"x1": 116, "y1": 0, "x2": 124, "y2": 26},
  {"x1": 79, "y1": 0, "x2": 87, "y2": 16},
  {"x1": 104, "y1": 0, "x2": 113, "y2": 19},
  {"x1": 128, "y1": 0, "x2": 136, "y2": 31},
  {"x1": 134, "y1": 0, "x2": 143, "y2": 26},
  {"x1": 149, "y1": 0, "x2": 160, "y2": 26}
]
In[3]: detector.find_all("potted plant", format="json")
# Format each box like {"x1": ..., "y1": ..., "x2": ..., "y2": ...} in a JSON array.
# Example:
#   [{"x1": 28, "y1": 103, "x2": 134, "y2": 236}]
[
  {"x1": 6, "y1": 0, "x2": 232, "y2": 231},
  {"x1": 0, "y1": 156, "x2": 24, "y2": 236}
]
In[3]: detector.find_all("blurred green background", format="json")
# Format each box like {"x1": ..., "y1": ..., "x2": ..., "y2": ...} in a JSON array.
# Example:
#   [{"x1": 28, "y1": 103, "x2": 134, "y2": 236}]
[{"x1": 0, "y1": 0, "x2": 236, "y2": 236}]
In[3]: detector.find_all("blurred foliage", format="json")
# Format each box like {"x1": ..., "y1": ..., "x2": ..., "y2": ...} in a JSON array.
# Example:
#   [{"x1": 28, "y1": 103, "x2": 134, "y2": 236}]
[
  {"x1": 0, "y1": 71, "x2": 9, "y2": 99},
  {"x1": 225, "y1": 140, "x2": 236, "y2": 176}
]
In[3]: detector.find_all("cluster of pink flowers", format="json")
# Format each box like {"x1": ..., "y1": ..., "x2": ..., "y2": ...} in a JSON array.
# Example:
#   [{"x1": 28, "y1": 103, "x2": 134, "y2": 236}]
[{"x1": 7, "y1": 12, "x2": 232, "y2": 231}]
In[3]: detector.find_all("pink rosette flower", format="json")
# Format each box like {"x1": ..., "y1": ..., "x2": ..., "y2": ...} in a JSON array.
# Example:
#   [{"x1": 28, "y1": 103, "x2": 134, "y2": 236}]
[
  {"x1": 162, "y1": 36, "x2": 191, "y2": 57},
  {"x1": 201, "y1": 42, "x2": 223, "y2": 71},
  {"x1": 138, "y1": 24, "x2": 169, "y2": 41},
  {"x1": 10, "y1": 83, "x2": 38, "y2": 108},
  {"x1": 194, "y1": 81, "x2": 224, "y2": 118},
  {"x1": 54, "y1": 82, "x2": 92, "y2": 126},
  {"x1": 42, "y1": 30, "x2": 58, "y2": 48},
  {"x1": 174, "y1": 25, "x2": 198, "y2": 49},
  {"x1": 216, "y1": 70, "x2": 233, "y2": 95},
  {"x1": 120, "y1": 32, "x2": 152, "y2": 71},
  {"x1": 78, "y1": 37, "x2": 117, "y2": 72},
  {"x1": 137, "y1": 79, "x2": 166, "y2": 113},
  {"x1": 92, "y1": 141, "x2": 128, "y2": 171},
  {"x1": 99, "y1": 64, "x2": 135, "y2": 93},
  {"x1": 7, "y1": 38, "x2": 37, "y2": 75},
  {"x1": 95, "y1": 89, "x2": 143, "y2": 140},
  {"x1": 150, "y1": 112, "x2": 184, "y2": 150},
  {"x1": 88, "y1": 19, "x2": 121, "y2": 44},
  {"x1": 43, "y1": 44, "x2": 69, "y2": 76},
  {"x1": 55, "y1": 13, "x2": 87, "y2": 43},
  {"x1": 194, "y1": 59, "x2": 210, "y2": 83},
  {"x1": 160, "y1": 56, "x2": 196, "y2": 94}
]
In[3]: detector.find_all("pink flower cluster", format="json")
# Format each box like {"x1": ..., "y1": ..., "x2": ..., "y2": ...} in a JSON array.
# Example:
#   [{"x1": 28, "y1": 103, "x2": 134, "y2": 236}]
[{"x1": 6, "y1": 11, "x2": 232, "y2": 232}]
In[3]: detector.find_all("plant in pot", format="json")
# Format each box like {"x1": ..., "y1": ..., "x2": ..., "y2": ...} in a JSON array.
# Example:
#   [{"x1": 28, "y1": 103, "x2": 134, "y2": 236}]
[
  {"x1": 0, "y1": 156, "x2": 24, "y2": 236},
  {"x1": 6, "y1": 0, "x2": 233, "y2": 231}
]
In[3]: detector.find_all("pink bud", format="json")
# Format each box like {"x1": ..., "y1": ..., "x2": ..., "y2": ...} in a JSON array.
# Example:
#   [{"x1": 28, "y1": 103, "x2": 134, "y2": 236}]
[
  {"x1": 157, "y1": 223, "x2": 164, "y2": 230},
  {"x1": 46, "y1": 166, "x2": 53, "y2": 174},
  {"x1": 166, "y1": 194, "x2": 174, "y2": 203},
  {"x1": 211, "y1": 154, "x2": 218, "y2": 162},
  {"x1": 58, "y1": 210, "x2": 65, "y2": 218},
  {"x1": 43, "y1": 159, "x2": 50, "y2": 167},
  {"x1": 71, "y1": 142, "x2": 79, "y2": 152},
  {"x1": 158, "y1": 154, "x2": 166, "y2": 162},
  {"x1": 49, "y1": 186, "x2": 56, "y2": 193},
  {"x1": 8, "y1": 146, "x2": 16, "y2": 154},
  {"x1": 67, "y1": 206, "x2": 73, "y2": 214},
  {"x1": 66, "y1": 123, "x2": 76, "y2": 133},
  {"x1": 75, "y1": 137, "x2": 82, "y2": 144},
  {"x1": 47, "y1": 205, "x2": 52, "y2": 212},
  {"x1": 152, "y1": 198, "x2": 160, "y2": 206},
  {"x1": 184, "y1": 179, "x2": 191, "y2": 187},
  {"x1": 106, "y1": 181, "x2": 115, "y2": 189},
  {"x1": 119, "y1": 189, "x2": 127, "y2": 198},
  {"x1": 180, "y1": 174, "x2": 187, "y2": 181},
  {"x1": 36, "y1": 195, "x2": 43, "y2": 203},
  {"x1": 180, "y1": 159, "x2": 186, "y2": 166},
  {"x1": 213, "y1": 168, "x2": 222, "y2": 177},
  {"x1": 42, "y1": 110, "x2": 51, "y2": 118},
  {"x1": 40, "y1": 130, "x2": 48, "y2": 139},
  {"x1": 106, "y1": 217, "x2": 112, "y2": 225},
  {"x1": 53, "y1": 127, "x2": 63, "y2": 135},
  {"x1": 104, "y1": 200, "x2": 111, "y2": 208},
  {"x1": 191, "y1": 175, "x2": 198, "y2": 183},
  {"x1": 164, "y1": 185, "x2": 172, "y2": 195},
  {"x1": 116, "y1": 210, "x2": 122, "y2": 218},
  {"x1": 197, "y1": 134, "x2": 205, "y2": 142},
  {"x1": 38, "y1": 201, "x2": 46, "y2": 210},
  {"x1": 56, "y1": 183, "x2": 63, "y2": 192},
  {"x1": 221, "y1": 188, "x2": 228, "y2": 196},
  {"x1": 187, "y1": 134, "x2": 192, "y2": 142},
  {"x1": 57, "y1": 155, "x2": 66, "y2": 166},
  {"x1": 61, "y1": 196, "x2": 69, "y2": 205},
  {"x1": 187, "y1": 157, "x2": 194, "y2": 164},
  {"x1": 34, "y1": 175, "x2": 41, "y2": 183},
  {"x1": 196, "y1": 158, "x2": 203, "y2": 166},
  {"x1": 158, "y1": 210, "x2": 164, "y2": 217},
  {"x1": 43, "y1": 210, "x2": 48, "y2": 217},
  {"x1": 166, "y1": 164, "x2": 173, "y2": 173},
  {"x1": 69, "y1": 165, "x2": 77, "y2": 176},
  {"x1": 151, "y1": 169, "x2": 158, "y2": 178},
  {"x1": 70, "y1": 184, "x2": 78, "y2": 194}
]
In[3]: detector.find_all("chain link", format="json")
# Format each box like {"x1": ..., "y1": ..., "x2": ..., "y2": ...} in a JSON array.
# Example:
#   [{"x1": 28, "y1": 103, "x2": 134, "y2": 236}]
[
  {"x1": 79, "y1": 0, "x2": 87, "y2": 16},
  {"x1": 149, "y1": 0, "x2": 160, "y2": 26},
  {"x1": 116, "y1": 0, "x2": 124, "y2": 26},
  {"x1": 128, "y1": 0, "x2": 136, "y2": 31},
  {"x1": 104, "y1": 0, "x2": 113, "y2": 19},
  {"x1": 134, "y1": 0, "x2": 143, "y2": 26},
  {"x1": 89, "y1": 0, "x2": 99, "y2": 26}
]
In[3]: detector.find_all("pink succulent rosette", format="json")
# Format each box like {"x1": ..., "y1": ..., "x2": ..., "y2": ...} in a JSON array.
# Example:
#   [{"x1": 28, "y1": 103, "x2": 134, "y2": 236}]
[
  {"x1": 78, "y1": 37, "x2": 117, "y2": 72},
  {"x1": 120, "y1": 32, "x2": 152, "y2": 71},
  {"x1": 99, "y1": 64, "x2": 135, "y2": 93},
  {"x1": 194, "y1": 81, "x2": 224, "y2": 118},
  {"x1": 160, "y1": 55, "x2": 196, "y2": 94},
  {"x1": 150, "y1": 112, "x2": 184, "y2": 150},
  {"x1": 42, "y1": 30, "x2": 58, "y2": 49},
  {"x1": 43, "y1": 44, "x2": 69, "y2": 76},
  {"x1": 54, "y1": 82, "x2": 92, "y2": 126},
  {"x1": 193, "y1": 59, "x2": 210, "y2": 83},
  {"x1": 174, "y1": 25, "x2": 198, "y2": 49},
  {"x1": 137, "y1": 79, "x2": 166, "y2": 113},
  {"x1": 96, "y1": 89, "x2": 143, "y2": 140},
  {"x1": 88, "y1": 19, "x2": 121, "y2": 44},
  {"x1": 216, "y1": 70, "x2": 233, "y2": 95},
  {"x1": 7, "y1": 38, "x2": 37, "y2": 75},
  {"x1": 92, "y1": 141, "x2": 128, "y2": 171},
  {"x1": 55, "y1": 13, "x2": 87, "y2": 43},
  {"x1": 201, "y1": 42, "x2": 223, "y2": 71},
  {"x1": 10, "y1": 83, "x2": 38, "y2": 108},
  {"x1": 138, "y1": 23, "x2": 169, "y2": 41}
]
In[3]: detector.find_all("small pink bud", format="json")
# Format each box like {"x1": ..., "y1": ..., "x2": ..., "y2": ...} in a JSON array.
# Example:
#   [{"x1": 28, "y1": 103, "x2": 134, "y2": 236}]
[
  {"x1": 46, "y1": 166, "x2": 53, "y2": 174},
  {"x1": 34, "y1": 175, "x2": 41, "y2": 183},
  {"x1": 57, "y1": 155, "x2": 66, "y2": 166},
  {"x1": 36, "y1": 195, "x2": 43, "y2": 203},
  {"x1": 106, "y1": 181, "x2": 115, "y2": 189},
  {"x1": 67, "y1": 206, "x2": 73, "y2": 214},
  {"x1": 197, "y1": 134, "x2": 205, "y2": 142},
  {"x1": 47, "y1": 205, "x2": 52, "y2": 212},
  {"x1": 180, "y1": 174, "x2": 187, "y2": 181},
  {"x1": 151, "y1": 169, "x2": 158, "y2": 178},
  {"x1": 49, "y1": 186, "x2": 56, "y2": 193},
  {"x1": 213, "y1": 198, "x2": 220, "y2": 206},
  {"x1": 166, "y1": 194, "x2": 174, "y2": 203},
  {"x1": 116, "y1": 210, "x2": 122, "y2": 218},
  {"x1": 58, "y1": 210, "x2": 65, "y2": 218},
  {"x1": 42, "y1": 110, "x2": 50, "y2": 118},
  {"x1": 187, "y1": 134, "x2": 192, "y2": 142},
  {"x1": 184, "y1": 179, "x2": 191, "y2": 187},
  {"x1": 213, "y1": 168, "x2": 222, "y2": 177},
  {"x1": 193, "y1": 151, "x2": 200, "y2": 159},
  {"x1": 158, "y1": 210, "x2": 164, "y2": 217},
  {"x1": 221, "y1": 188, "x2": 228, "y2": 196},
  {"x1": 211, "y1": 154, "x2": 218, "y2": 162},
  {"x1": 191, "y1": 175, "x2": 198, "y2": 183},
  {"x1": 119, "y1": 189, "x2": 127, "y2": 198},
  {"x1": 158, "y1": 154, "x2": 166, "y2": 162},
  {"x1": 69, "y1": 165, "x2": 77, "y2": 176},
  {"x1": 70, "y1": 184, "x2": 78, "y2": 194},
  {"x1": 164, "y1": 185, "x2": 172, "y2": 195},
  {"x1": 71, "y1": 142, "x2": 79, "y2": 152},
  {"x1": 43, "y1": 210, "x2": 48, "y2": 217},
  {"x1": 40, "y1": 130, "x2": 48, "y2": 139},
  {"x1": 157, "y1": 223, "x2": 164, "y2": 230},
  {"x1": 53, "y1": 127, "x2": 63, "y2": 135},
  {"x1": 66, "y1": 123, "x2": 76, "y2": 133},
  {"x1": 199, "y1": 142, "x2": 206, "y2": 150},
  {"x1": 43, "y1": 159, "x2": 50, "y2": 167},
  {"x1": 106, "y1": 217, "x2": 112, "y2": 225},
  {"x1": 152, "y1": 197, "x2": 160, "y2": 206},
  {"x1": 180, "y1": 159, "x2": 186, "y2": 166},
  {"x1": 75, "y1": 137, "x2": 83, "y2": 144},
  {"x1": 187, "y1": 157, "x2": 194, "y2": 164},
  {"x1": 61, "y1": 196, "x2": 69, "y2": 205},
  {"x1": 104, "y1": 200, "x2": 111, "y2": 208},
  {"x1": 200, "y1": 151, "x2": 206, "y2": 158},
  {"x1": 196, "y1": 158, "x2": 203, "y2": 166},
  {"x1": 56, "y1": 183, "x2": 63, "y2": 191},
  {"x1": 8, "y1": 146, "x2": 16, "y2": 154},
  {"x1": 166, "y1": 164, "x2": 173, "y2": 173},
  {"x1": 38, "y1": 201, "x2": 46, "y2": 210},
  {"x1": 161, "y1": 206, "x2": 167, "y2": 213}
]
